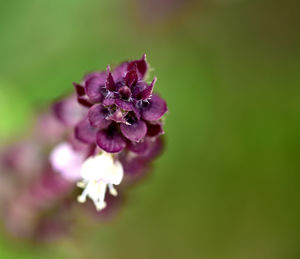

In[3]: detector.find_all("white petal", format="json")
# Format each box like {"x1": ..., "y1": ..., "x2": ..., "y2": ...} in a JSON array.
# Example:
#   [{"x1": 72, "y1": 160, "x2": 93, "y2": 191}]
[
  {"x1": 77, "y1": 152, "x2": 124, "y2": 211},
  {"x1": 80, "y1": 152, "x2": 123, "y2": 184},
  {"x1": 49, "y1": 142, "x2": 84, "y2": 181}
]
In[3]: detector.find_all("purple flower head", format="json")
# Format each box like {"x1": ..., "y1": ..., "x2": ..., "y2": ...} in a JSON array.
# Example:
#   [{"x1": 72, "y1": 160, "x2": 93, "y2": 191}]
[{"x1": 72, "y1": 54, "x2": 168, "y2": 154}]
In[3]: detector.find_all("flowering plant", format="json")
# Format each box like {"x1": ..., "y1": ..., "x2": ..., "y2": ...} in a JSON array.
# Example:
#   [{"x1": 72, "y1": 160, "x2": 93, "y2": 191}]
[{"x1": 0, "y1": 55, "x2": 167, "y2": 239}]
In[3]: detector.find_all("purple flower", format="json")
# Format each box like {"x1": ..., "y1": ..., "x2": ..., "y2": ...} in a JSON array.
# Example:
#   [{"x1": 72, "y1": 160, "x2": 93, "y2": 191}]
[
  {"x1": 71, "y1": 54, "x2": 168, "y2": 153},
  {"x1": 53, "y1": 94, "x2": 87, "y2": 127},
  {"x1": 4, "y1": 165, "x2": 73, "y2": 238},
  {"x1": 1, "y1": 141, "x2": 45, "y2": 177}
]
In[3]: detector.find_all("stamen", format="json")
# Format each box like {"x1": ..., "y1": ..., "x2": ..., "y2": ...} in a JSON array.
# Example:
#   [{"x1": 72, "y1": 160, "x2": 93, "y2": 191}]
[{"x1": 76, "y1": 152, "x2": 123, "y2": 211}]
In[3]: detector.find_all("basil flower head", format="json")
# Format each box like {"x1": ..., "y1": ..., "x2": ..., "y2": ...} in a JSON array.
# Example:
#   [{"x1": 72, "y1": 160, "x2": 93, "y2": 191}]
[{"x1": 72, "y1": 54, "x2": 167, "y2": 153}]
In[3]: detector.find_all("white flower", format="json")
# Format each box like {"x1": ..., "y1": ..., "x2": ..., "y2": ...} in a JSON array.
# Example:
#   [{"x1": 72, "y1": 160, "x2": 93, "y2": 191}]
[
  {"x1": 49, "y1": 142, "x2": 84, "y2": 181},
  {"x1": 77, "y1": 152, "x2": 123, "y2": 211}
]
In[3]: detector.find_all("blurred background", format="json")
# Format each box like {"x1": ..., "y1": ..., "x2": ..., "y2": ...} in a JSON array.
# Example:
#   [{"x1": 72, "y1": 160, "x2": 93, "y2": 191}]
[{"x1": 0, "y1": 0, "x2": 300, "y2": 258}]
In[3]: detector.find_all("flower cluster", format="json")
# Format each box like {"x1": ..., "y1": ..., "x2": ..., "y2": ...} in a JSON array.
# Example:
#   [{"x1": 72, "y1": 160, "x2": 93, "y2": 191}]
[
  {"x1": 51, "y1": 55, "x2": 167, "y2": 211},
  {"x1": 72, "y1": 54, "x2": 167, "y2": 153}
]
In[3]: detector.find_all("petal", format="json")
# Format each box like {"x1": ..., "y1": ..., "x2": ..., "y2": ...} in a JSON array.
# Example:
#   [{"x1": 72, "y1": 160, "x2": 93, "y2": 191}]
[
  {"x1": 115, "y1": 99, "x2": 134, "y2": 111},
  {"x1": 96, "y1": 126, "x2": 126, "y2": 153},
  {"x1": 112, "y1": 61, "x2": 128, "y2": 81},
  {"x1": 136, "y1": 77, "x2": 156, "y2": 100},
  {"x1": 77, "y1": 96, "x2": 94, "y2": 107},
  {"x1": 146, "y1": 122, "x2": 164, "y2": 137},
  {"x1": 127, "y1": 138, "x2": 149, "y2": 154},
  {"x1": 88, "y1": 104, "x2": 111, "y2": 129},
  {"x1": 73, "y1": 82, "x2": 85, "y2": 97},
  {"x1": 83, "y1": 72, "x2": 106, "y2": 83},
  {"x1": 105, "y1": 66, "x2": 117, "y2": 92},
  {"x1": 118, "y1": 151, "x2": 149, "y2": 178},
  {"x1": 74, "y1": 117, "x2": 98, "y2": 144},
  {"x1": 123, "y1": 137, "x2": 164, "y2": 168},
  {"x1": 49, "y1": 142, "x2": 84, "y2": 181},
  {"x1": 103, "y1": 97, "x2": 116, "y2": 107},
  {"x1": 69, "y1": 134, "x2": 96, "y2": 158},
  {"x1": 124, "y1": 67, "x2": 138, "y2": 87},
  {"x1": 131, "y1": 81, "x2": 147, "y2": 98},
  {"x1": 141, "y1": 136, "x2": 164, "y2": 160},
  {"x1": 35, "y1": 112, "x2": 65, "y2": 142},
  {"x1": 132, "y1": 106, "x2": 141, "y2": 120},
  {"x1": 141, "y1": 94, "x2": 167, "y2": 121},
  {"x1": 120, "y1": 120, "x2": 147, "y2": 142},
  {"x1": 53, "y1": 95, "x2": 88, "y2": 127},
  {"x1": 128, "y1": 54, "x2": 148, "y2": 80},
  {"x1": 85, "y1": 72, "x2": 107, "y2": 103}
]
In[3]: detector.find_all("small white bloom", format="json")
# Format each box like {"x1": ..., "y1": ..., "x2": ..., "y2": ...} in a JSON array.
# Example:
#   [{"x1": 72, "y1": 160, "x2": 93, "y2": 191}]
[
  {"x1": 77, "y1": 152, "x2": 123, "y2": 211},
  {"x1": 49, "y1": 142, "x2": 84, "y2": 181}
]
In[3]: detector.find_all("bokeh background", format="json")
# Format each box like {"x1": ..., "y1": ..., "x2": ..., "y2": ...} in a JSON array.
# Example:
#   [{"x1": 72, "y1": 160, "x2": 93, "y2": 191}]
[{"x1": 0, "y1": 0, "x2": 300, "y2": 258}]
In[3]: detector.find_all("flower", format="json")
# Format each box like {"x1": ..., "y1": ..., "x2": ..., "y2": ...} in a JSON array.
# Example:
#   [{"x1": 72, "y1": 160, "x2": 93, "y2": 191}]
[
  {"x1": 49, "y1": 139, "x2": 124, "y2": 211},
  {"x1": 72, "y1": 54, "x2": 168, "y2": 153},
  {"x1": 48, "y1": 138, "x2": 127, "y2": 213},
  {"x1": 77, "y1": 152, "x2": 123, "y2": 211},
  {"x1": 53, "y1": 94, "x2": 87, "y2": 128},
  {"x1": 49, "y1": 142, "x2": 85, "y2": 181}
]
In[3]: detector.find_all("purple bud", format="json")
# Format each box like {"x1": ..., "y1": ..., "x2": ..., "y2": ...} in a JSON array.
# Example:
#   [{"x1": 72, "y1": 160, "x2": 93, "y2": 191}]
[
  {"x1": 136, "y1": 77, "x2": 156, "y2": 100},
  {"x1": 118, "y1": 86, "x2": 132, "y2": 100},
  {"x1": 124, "y1": 66, "x2": 138, "y2": 87},
  {"x1": 105, "y1": 66, "x2": 117, "y2": 92},
  {"x1": 128, "y1": 54, "x2": 148, "y2": 80}
]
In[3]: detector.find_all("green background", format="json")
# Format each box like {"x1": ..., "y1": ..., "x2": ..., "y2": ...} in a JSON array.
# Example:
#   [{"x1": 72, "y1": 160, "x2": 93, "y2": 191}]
[{"x1": 0, "y1": 0, "x2": 299, "y2": 258}]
